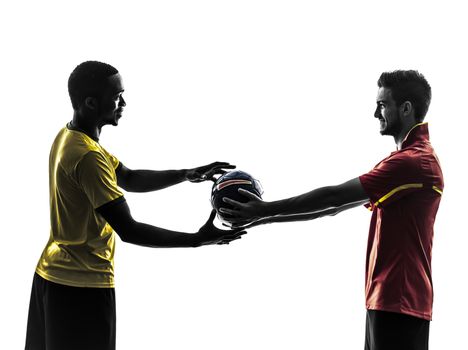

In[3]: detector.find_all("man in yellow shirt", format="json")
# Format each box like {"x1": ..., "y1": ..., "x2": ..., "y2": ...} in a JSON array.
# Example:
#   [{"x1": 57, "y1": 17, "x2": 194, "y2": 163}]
[{"x1": 25, "y1": 61, "x2": 245, "y2": 350}]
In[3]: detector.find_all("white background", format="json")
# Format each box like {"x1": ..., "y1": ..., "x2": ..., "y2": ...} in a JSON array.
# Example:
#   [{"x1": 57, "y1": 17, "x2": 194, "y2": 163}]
[{"x1": 1, "y1": 1, "x2": 466, "y2": 349}]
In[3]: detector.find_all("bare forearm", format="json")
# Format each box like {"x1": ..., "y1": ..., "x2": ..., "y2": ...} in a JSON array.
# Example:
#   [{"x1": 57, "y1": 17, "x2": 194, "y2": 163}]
[
  {"x1": 262, "y1": 178, "x2": 368, "y2": 217},
  {"x1": 123, "y1": 169, "x2": 187, "y2": 192},
  {"x1": 245, "y1": 211, "x2": 327, "y2": 229},
  {"x1": 119, "y1": 221, "x2": 201, "y2": 248},
  {"x1": 261, "y1": 207, "x2": 338, "y2": 225},
  {"x1": 264, "y1": 186, "x2": 340, "y2": 217},
  {"x1": 248, "y1": 200, "x2": 366, "y2": 228}
]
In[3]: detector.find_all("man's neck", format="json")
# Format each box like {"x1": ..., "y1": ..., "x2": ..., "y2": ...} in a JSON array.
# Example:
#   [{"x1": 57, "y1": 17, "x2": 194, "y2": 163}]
[
  {"x1": 394, "y1": 122, "x2": 418, "y2": 150},
  {"x1": 70, "y1": 114, "x2": 101, "y2": 141}
]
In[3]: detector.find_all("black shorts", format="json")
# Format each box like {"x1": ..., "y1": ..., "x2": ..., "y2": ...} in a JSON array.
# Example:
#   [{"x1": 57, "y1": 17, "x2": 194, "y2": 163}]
[
  {"x1": 365, "y1": 309, "x2": 430, "y2": 350},
  {"x1": 25, "y1": 273, "x2": 116, "y2": 350}
]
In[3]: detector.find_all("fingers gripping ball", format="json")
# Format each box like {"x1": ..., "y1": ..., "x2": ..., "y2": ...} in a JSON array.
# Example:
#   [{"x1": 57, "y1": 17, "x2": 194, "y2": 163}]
[{"x1": 211, "y1": 170, "x2": 263, "y2": 226}]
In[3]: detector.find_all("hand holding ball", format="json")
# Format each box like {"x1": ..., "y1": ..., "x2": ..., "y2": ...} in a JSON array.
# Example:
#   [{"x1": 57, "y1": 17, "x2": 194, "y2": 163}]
[{"x1": 211, "y1": 170, "x2": 263, "y2": 227}]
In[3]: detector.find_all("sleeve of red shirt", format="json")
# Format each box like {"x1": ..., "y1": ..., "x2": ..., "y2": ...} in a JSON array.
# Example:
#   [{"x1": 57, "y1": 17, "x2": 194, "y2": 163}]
[{"x1": 359, "y1": 152, "x2": 422, "y2": 209}]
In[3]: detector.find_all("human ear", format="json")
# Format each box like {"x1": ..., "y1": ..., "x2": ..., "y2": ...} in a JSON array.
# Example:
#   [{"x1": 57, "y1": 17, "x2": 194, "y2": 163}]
[
  {"x1": 400, "y1": 101, "x2": 413, "y2": 116},
  {"x1": 84, "y1": 97, "x2": 98, "y2": 110}
]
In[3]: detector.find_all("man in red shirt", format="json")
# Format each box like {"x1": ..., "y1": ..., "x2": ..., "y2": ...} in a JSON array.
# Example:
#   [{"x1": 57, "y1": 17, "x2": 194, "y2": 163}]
[{"x1": 221, "y1": 70, "x2": 443, "y2": 350}]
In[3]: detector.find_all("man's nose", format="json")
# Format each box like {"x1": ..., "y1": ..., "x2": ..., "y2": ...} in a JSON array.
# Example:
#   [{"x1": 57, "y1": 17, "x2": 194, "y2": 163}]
[
  {"x1": 374, "y1": 107, "x2": 380, "y2": 118},
  {"x1": 119, "y1": 96, "x2": 126, "y2": 107}
]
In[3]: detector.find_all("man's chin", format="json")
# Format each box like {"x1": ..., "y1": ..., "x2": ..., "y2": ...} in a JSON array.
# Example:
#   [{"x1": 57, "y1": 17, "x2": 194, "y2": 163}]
[
  {"x1": 379, "y1": 120, "x2": 396, "y2": 136},
  {"x1": 106, "y1": 119, "x2": 118, "y2": 126},
  {"x1": 111, "y1": 116, "x2": 122, "y2": 126}
]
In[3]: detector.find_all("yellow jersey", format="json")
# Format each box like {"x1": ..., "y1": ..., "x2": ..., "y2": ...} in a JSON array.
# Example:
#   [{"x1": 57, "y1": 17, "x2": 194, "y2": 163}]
[{"x1": 36, "y1": 126, "x2": 123, "y2": 288}]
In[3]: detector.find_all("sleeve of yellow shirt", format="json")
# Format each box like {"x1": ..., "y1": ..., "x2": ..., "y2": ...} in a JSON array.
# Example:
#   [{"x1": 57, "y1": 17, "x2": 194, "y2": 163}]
[
  {"x1": 100, "y1": 147, "x2": 121, "y2": 170},
  {"x1": 76, "y1": 151, "x2": 124, "y2": 208}
]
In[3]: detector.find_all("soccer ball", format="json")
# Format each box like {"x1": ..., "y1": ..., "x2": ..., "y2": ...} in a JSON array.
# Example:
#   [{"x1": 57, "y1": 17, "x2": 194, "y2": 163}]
[{"x1": 211, "y1": 170, "x2": 263, "y2": 226}]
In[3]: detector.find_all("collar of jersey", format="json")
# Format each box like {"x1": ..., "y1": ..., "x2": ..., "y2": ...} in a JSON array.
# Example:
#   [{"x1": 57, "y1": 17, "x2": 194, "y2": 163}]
[{"x1": 400, "y1": 122, "x2": 430, "y2": 150}]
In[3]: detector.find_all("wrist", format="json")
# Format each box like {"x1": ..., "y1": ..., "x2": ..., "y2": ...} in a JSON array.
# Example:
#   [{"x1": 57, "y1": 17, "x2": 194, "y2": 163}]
[
  {"x1": 188, "y1": 232, "x2": 202, "y2": 247},
  {"x1": 259, "y1": 201, "x2": 273, "y2": 218},
  {"x1": 181, "y1": 169, "x2": 190, "y2": 182}
]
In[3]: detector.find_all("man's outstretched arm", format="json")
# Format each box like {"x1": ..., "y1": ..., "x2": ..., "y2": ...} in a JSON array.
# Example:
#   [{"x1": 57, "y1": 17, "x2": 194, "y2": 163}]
[
  {"x1": 221, "y1": 177, "x2": 369, "y2": 223},
  {"x1": 115, "y1": 161, "x2": 235, "y2": 192},
  {"x1": 97, "y1": 197, "x2": 245, "y2": 247},
  {"x1": 241, "y1": 199, "x2": 369, "y2": 229}
]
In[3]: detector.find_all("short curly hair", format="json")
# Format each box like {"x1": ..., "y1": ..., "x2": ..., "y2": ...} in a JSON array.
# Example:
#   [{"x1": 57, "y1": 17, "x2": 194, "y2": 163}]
[{"x1": 68, "y1": 61, "x2": 119, "y2": 110}]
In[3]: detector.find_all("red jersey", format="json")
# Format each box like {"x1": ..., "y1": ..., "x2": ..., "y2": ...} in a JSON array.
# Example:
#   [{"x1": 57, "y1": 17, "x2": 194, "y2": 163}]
[{"x1": 359, "y1": 123, "x2": 443, "y2": 320}]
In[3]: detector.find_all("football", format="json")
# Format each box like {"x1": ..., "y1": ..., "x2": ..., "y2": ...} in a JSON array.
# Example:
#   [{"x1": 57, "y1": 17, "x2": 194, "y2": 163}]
[{"x1": 211, "y1": 170, "x2": 263, "y2": 226}]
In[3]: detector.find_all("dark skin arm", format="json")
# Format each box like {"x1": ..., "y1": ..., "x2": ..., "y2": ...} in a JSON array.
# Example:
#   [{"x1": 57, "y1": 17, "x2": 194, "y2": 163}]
[
  {"x1": 116, "y1": 161, "x2": 236, "y2": 193},
  {"x1": 237, "y1": 200, "x2": 368, "y2": 229},
  {"x1": 220, "y1": 177, "x2": 369, "y2": 223},
  {"x1": 97, "y1": 198, "x2": 245, "y2": 247}
]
